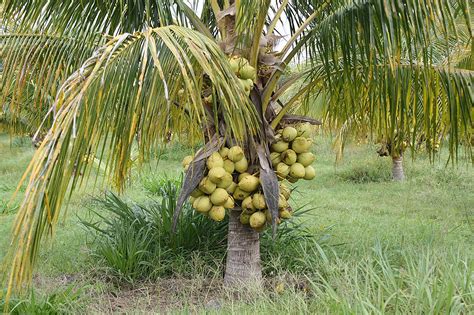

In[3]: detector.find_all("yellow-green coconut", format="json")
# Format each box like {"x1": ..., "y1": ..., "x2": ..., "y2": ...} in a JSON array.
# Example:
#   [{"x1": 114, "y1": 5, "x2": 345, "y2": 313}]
[
  {"x1": 289, "y1": 163, "x2": 306, "y2": 179},
  {"x1": 304, "y1": 165, "x2": 316, "y2": 180},
  {"x1": 209, "y1": 206, "x2": 226, "y2": 221},
  {"x1": 193, "y1": 196, "x2": 212, "y2": 213},
  {"x1": 199, "y1": 176, "x2": 216, "y2": 194},
  {"x1": 207, "y1": 152, "x2": 224, "y2": 169},
  {"x1": 297, "y1": 152, "x2": 315, "y2": 167},
  {"x1": 282, "y1": 126, "x2": 298, "y2": 142},
  {"x1": 249, "y1": 211, "x2": 266, "y2": 228},
  {"x1": 228, "y1": 146, "x2": 244, "y2": 162},
  {"x1": 281, "y1": 149, "x2": 297, "y2": 165},
  {"x1": 238, "y1": 175, "x2": 259, "y2": 192},
  {"x1": 252, "y1": 193, "x2": 266, "y2": 210},
  {"x1": 234, "y1": 157, "x2": 249, "y2": 173}
]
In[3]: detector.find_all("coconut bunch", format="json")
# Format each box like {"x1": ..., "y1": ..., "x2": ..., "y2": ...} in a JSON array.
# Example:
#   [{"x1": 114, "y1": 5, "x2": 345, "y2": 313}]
[
  {"x1": 238, "y1": 180, "x2": 293, "y2": 232},
  {"x1": 228, "y1": 56, "x2": 256, "y2": 96},
  {"x1": 270, "y1": 123, "x2": 316, "y2": 183},
  {"x1": 181, "y1": 145, "x2": 250, "y2": 222},
  {"x1": 180, "y1": 122, "x2": 316, "y2": 231}
]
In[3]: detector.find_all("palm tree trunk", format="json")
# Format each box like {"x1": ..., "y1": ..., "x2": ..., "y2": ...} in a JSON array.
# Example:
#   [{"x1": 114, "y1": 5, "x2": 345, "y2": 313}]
[
  {"x1": 392, "y1": 155, "x2": 405, "y2": 181},
  {"x1": 224, "y1": 209, "x2": 262, "y2": 285}
]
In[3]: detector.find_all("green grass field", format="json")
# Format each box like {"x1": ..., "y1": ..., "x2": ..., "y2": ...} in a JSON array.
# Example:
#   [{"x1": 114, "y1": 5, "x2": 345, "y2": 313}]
[{"x1": 1, "y1": 132, "x2": 472, "y2": 313}]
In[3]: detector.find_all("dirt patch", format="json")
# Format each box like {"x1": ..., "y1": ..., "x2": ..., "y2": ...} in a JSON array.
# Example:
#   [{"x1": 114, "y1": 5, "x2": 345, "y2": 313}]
[
  {"x1": 29, "y1": 273, "x2": 311, "y2": 313},
  {"x1": 87, "y1": 277, "x2": 226, "y2": 314}
]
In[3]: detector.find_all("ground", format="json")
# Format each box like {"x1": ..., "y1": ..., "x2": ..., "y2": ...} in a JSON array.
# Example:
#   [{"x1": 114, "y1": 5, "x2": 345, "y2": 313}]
[{"x1": 0, "y1": 132, "x2": 472, "y2": 313}]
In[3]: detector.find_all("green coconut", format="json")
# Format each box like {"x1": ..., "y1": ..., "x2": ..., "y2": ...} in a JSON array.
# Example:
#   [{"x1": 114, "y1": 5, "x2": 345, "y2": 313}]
[
  {"x1": 228, "y1": 146, "x2": 244, "y2": 162},
  {"x1": 193, "y1": 196, "x2": 212, "y2": 213},
  {"x1": 238, "y1": 172, "x2": 251, "y2": 182},
  {"x1": 252, "y1": 193, "x2": 266, "y2": 210},
  {"x1": 239, "y1": 175, "x2": 259, "y2": 192},
  {"x1": 281, "y1": 149, "x2": 297, "y2": 165},
  {"x1": 304, "y1": 165, "x2": 316, "y2": 180},
  {"x1": 190, "y1": 189, "x2": 204, "y2": 198},
  {"x1": 207, "y1": 152, "x2": 224, "y2": 169},
  {"x1": 292, "y1": 137, "x2": 312, "y2": 153},
  {"x1": 278, "y1": 194, "x2": 288, "y2": 209},
  {"x1": 219, "y1": 147, "x2": 229, "y2": 159},
  {"x1": 199, "y1": 176, "x2": 216, "y2": 194},
  {"x1": 296, "y1": 122, "x2": 312, "y2": 137},
  {"x1": 270, "y1": 152, "x2": 282, "y2": 167},
  {"x1": 233, "y1": 187, "x2": 250, "y2": 200},
  {"x1": 229, "y1": 57, "x2": 240, "y2": 73},
  {"x1": 224, "y1": 196, "x2": 235, "y2": 209},
  {"x1": 243, "y1": 79, "x2": 254, "y2": 94},
  {"x1": 279, "y1": 209, "x2": 292, "y2": 219},
  {"x1": 280, "y1": 183, "x2": 291, "y2": 200},
  {"x1": 263, "y1": 209, "x2": 272, "y2": 223},
  {"x1": 242, "y1": 196, "x2": 255, "y2": 211},
  {"x1": 234, "y1": 157, "x2": 249, "y2": 173},
  {"x1": 297, "y1": 152, "x2": 315, "y2": 167},
  {"x1": 242, "y1": 208, "x2": 256, "y2": 215},
  {"x1": 223, "y1": 159, "x2": 235, "y2": 174},
  {"x1": 271, "y1": 141, "x2": 289, "y2": 153},
  {"x1": 240, "y1": 213, "x2": 251, "y2": 225},
  {"x1": 189, "y1": 196, "x2": 196, "y2": 204},
  {"x1": 226, "y1": 182, "x2": 238, "y2": 194},
  {"x1": 209, "y1": 206, "x2": 226, "y2": 221},
  {"x1": 210, "y1": 188, "x2": 229, "y2": 206},
  {"x1": 282, "y1": 126, "x2": 298, "y2": 142},
  {"x1": 239, "y1": 64, "x2": 256, "y2": 81},
  {"x1": 249, "y1": 211, "x2": 266, "y2": 228},
  {"x1": 276, "y1": 162, "x2": 290, "y2": 179},
  {"x1": 216, "y1": 172, "x2": 233, "y2": 189},
  {"x1": 182, "y1": 155, "x2": 193, "y2": 168},
  {"x1": 289, "y1": 163, "x2": 305, "y2": 179},
  {"x1": 208, "y1": 167, "x2": 227, "y2": 184}
]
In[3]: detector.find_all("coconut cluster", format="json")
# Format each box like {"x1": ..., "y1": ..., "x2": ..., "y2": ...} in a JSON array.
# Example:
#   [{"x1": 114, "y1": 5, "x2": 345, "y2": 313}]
[
  {"x1": 181, "y1": 123, "x2": 316, "y2": 231},
  {"x1": 182, "y1": 145, "x2": 293, "y2": 231},
  {"x1": 238, "y1": 180, "x2": 293, "y2": 232},
  {"x1": 182, "y1": 146, "x2": 250, "y2": 222},
  {"x1": 228, "y1": 56, "x2": 256, "y2": 96},
  {"x1": 270, "y1": 122, "x2": 316, "y2": 183}
]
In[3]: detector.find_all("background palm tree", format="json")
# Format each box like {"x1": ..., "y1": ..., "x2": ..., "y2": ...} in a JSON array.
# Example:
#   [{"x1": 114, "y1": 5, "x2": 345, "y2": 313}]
[
  {"x1": 0, "y1": 0, "x2": 472, "y2": 303},
  {"x1": 322, "y1": 20, "x2": 473, "y2": 180}
]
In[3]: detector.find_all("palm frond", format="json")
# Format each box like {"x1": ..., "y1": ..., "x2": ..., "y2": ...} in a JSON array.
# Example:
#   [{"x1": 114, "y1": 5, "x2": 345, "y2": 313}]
[
  {"x1": 0, "y1": 25, "x2": 260, "y2": 302},
  {"x1": 2, "y1": 0, "x2": 178, "y2": 34},
  {"x1": 319, "y1": 61, "x2": 473, "y2": 159},
  {"x1": 1, "y1": 33, "x2": 98, "y2": 133}
]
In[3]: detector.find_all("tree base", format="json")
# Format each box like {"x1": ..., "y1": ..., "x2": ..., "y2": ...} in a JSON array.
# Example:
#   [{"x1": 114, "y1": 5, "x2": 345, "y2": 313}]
[
  {"x1": 392, "y1": 156, "x2": 405, "y2": 181},
  {"x1": 224, "y1": 209, "x2": 262, "y2": 285}
]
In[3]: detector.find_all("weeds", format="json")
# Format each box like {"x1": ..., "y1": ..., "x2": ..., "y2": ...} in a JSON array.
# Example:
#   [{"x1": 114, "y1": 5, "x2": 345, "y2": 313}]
[
  {"x1": 1, "y1": 285, "x2": 83, "y2": 315},
  {"x1": 81, "y1": 177, "x2": 228, "y2": 282},
  {"x1": 337, "y1": 158, "x2": 392, "y2": 183}
]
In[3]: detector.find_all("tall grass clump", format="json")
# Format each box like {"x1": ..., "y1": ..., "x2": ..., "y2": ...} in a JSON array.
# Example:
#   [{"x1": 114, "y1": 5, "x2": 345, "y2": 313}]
[
  {"x1": 0, "y1": 286, "x2": 83, "y2": 315},
  {"x1": 212, "y1": 244, "x2": 472, "y2": 314},
  {"x1": 82, "y1": 177, "x2": 227, "y2": 282}
]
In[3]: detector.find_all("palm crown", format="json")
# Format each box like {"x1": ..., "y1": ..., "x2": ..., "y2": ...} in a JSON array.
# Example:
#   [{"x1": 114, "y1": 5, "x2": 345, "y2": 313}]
[{"x1": 1, "y1": 0, "x2": 472, "y2": 301}]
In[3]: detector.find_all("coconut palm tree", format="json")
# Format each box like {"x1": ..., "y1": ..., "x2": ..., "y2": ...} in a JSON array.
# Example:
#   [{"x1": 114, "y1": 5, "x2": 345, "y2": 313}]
[
  {"x1": 324, "y1": 21, "x2": 473, "y2": 180},
  {"x1": 1, "y1": 0, "x2": 472, "y2": 303}
]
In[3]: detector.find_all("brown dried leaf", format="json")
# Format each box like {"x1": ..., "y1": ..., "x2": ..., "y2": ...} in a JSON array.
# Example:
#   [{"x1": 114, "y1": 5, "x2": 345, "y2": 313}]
[
  {"x1": 173, "y1": 135, "x2": 223, "y2": 231},
  {"x1": 257, "y1": 145, "x2": 279, "y2": 238}
]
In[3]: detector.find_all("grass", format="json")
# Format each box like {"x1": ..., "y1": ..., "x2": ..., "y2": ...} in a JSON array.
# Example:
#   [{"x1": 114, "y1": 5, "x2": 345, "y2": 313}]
[{"x1": 0, "y1": 132, "x2": 473, "y2": 313}]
